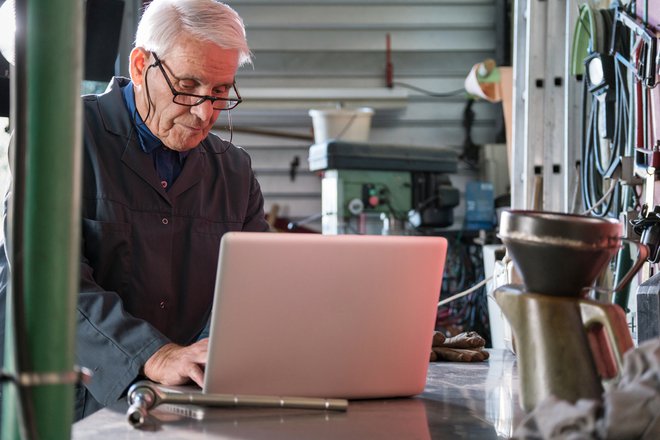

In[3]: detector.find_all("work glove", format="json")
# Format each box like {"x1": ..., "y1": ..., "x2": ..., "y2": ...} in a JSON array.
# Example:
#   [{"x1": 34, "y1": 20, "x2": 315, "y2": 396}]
[{"x1": 429, "y1": 331, "x2": 490, "y2": 362}]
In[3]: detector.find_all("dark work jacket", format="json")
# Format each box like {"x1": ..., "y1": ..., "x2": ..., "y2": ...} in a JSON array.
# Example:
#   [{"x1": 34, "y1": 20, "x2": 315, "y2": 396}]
[{"x1": 0, "y1": 77, "x2": 270, "y2": 420}]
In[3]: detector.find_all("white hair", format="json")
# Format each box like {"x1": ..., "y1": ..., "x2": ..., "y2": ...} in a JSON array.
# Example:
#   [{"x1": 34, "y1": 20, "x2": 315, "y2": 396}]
[{"x1": 135, "y1": 0, "x2": 251, "y2": 66}]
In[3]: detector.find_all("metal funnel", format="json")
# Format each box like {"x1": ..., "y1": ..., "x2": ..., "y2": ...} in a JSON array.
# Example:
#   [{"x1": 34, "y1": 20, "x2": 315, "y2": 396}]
[{"x1": 498, "y1": 210, "x2": 622, "y2": 297}]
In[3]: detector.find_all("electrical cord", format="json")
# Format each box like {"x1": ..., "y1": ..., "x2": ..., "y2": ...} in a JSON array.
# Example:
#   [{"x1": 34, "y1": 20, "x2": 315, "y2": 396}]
[
  {"x1": 582, "y1": 178, "x2": 621, "y2": 215},
  {"x1": 437, "y1": 275, "x2": 493, "y2": 307},
  {"x1": 389, "y1": 82, "x2": 477, "y2": 169},
  {"x1": 579, "y1": 6, "x2": 635, "y2": 218},
  {"x1": 580, "y1": 86, "x2": 615, "y2": 217},
  {"x1": 391, "y1": 81, "x2": 466, "y2": 99},
  {"x1": 438, "y1": 250, "x2": 514, "y2": 308}
]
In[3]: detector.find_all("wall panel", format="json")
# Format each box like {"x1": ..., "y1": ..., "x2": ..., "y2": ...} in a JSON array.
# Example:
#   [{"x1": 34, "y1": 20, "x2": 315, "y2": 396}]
[{"x1": 225, "y1": 0, "x2": 501, "y2": 230}]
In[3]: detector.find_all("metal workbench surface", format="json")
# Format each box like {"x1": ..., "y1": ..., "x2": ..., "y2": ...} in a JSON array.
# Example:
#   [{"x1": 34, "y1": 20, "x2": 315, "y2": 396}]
[{"x1": 73, "y1": 349, "x2": 523, "y2": 439}]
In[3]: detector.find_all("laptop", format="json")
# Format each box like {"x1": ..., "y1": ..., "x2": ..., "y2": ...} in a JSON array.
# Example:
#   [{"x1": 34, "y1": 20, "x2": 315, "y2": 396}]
[{"x1": 202, "y1": 231, "x2": 447, "y2": 400}]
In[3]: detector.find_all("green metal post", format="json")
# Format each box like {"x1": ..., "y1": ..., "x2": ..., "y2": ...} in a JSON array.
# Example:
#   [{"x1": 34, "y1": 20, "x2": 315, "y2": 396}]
[{"x1": 3, "y1": 0, "x2": 84, "y2": 438}]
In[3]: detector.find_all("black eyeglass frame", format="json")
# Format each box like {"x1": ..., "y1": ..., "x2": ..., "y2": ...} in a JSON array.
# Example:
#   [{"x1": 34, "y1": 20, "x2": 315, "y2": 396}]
[{"x1": 150, "y1": 52, "x2": 242, "y2": 111}]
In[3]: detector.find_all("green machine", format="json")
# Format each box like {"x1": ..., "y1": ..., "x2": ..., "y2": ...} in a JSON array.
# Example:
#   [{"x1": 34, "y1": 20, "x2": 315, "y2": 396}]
[{"x1": 309, "y1": 141, "x2": 459, "y2": 235}]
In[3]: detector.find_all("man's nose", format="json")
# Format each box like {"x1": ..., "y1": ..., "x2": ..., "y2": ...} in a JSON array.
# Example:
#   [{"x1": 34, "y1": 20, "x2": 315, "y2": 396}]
[{"x1": 190, "y1": 99, "x2": 214, "y2": 121}]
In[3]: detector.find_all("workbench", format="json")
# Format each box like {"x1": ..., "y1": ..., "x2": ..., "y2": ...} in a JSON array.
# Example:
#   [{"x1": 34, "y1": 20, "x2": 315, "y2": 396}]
[{"x1": 73, "y1": 349, "x2": 524, "y2": 439}]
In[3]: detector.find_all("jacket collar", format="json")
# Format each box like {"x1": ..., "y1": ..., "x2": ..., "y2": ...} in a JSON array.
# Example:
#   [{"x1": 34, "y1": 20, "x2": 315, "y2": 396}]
[{"x1": 96, "y1": 76, "x2": 136, "y2": 139}]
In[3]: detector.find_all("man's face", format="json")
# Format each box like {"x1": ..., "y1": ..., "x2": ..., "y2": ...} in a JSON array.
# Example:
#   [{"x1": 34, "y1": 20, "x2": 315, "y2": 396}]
[{"x1": 130, "y1": 35, "x2": 240, "y2": 152}]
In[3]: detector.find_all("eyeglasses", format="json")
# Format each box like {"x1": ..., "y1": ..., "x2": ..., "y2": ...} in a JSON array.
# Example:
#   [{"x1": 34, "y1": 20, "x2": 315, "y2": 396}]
[{"x1": 150, "y1": 53, "x2": 242, "y2": 111}]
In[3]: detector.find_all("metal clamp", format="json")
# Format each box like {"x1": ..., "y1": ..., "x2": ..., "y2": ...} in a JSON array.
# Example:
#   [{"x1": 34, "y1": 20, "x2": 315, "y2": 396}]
[
  {"x1": 611, "y1": 9, "x2": 657, "y2": 88},
  {"x1": 1, "y1": 366, "x2": 93, "y2": 387}
]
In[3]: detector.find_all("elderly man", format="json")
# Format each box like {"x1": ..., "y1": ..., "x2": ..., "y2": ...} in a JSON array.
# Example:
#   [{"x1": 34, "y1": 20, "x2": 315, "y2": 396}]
[{"x1": 0, "y1": 0, "x2": 269, "y2": 419}]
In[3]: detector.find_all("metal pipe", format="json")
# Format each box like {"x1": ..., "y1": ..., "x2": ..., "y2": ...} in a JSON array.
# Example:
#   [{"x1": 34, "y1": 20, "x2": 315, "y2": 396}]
[{"x1": 613, "y1": 185, "x2": 634, "y2": 311}]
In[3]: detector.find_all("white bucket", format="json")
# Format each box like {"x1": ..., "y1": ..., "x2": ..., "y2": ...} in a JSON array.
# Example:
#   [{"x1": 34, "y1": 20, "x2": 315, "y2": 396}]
[{"x1": 308, "y1": 107, "x2": 374, "y2": 144}]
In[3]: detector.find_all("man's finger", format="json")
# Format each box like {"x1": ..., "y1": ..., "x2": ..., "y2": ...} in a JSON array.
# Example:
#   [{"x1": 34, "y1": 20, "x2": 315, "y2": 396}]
[{"x1": 189, "y1": 364, "x2": 205, "y2": 388}]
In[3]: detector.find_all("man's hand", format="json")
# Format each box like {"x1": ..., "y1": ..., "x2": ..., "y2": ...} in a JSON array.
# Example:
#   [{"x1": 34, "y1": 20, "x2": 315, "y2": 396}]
[{"x1": 143, "y1": 339, "x2": 209, "y2": 387}]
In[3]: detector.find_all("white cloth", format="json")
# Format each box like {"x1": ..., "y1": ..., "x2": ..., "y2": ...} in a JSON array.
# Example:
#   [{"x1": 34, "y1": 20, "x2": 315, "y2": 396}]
[{"x1": 514, "y1": 338, "x2": 660, "y2": 439}]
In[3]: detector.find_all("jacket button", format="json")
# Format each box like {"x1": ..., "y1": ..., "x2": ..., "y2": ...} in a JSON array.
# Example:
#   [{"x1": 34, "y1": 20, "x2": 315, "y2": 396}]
[
  {"x1": 160, "y1": 301, "x2": 166, "y2": 309},
  {"x1": 162, "y1": 218, "x2": 169, "y2": 225}
]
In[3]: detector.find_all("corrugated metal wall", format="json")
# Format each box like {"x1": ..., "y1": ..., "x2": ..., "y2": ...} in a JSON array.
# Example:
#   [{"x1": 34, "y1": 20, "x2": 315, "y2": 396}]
[{"x1": 220, "y1": 0, "x2": 503, "y2": 230}]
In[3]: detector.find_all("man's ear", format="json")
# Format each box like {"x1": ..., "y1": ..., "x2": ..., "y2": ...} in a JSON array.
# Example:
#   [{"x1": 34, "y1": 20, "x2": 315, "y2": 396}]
[{"x1": 129, "y1": 48, "x2": 150, "y2": 86}]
